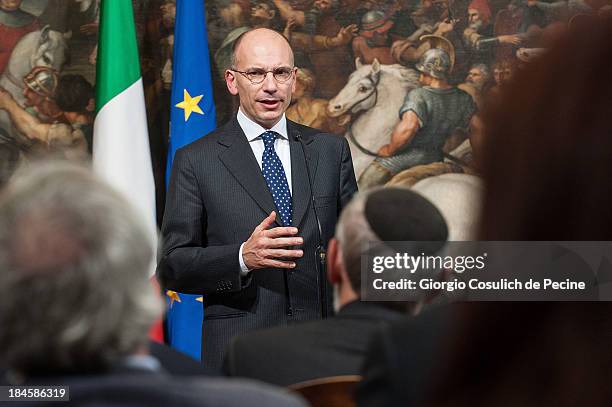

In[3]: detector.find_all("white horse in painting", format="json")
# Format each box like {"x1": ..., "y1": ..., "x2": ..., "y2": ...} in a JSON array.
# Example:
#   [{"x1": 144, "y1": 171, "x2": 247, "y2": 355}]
[
  {"x1": 327, "y1": 58, "x2": 420, "y2": 177},
  {"x1": 0, "y1": 26, "x2": 69, "y2": 137},
  {"x1": 0, "y1": 26, "x2": 69, "y2": 105}
]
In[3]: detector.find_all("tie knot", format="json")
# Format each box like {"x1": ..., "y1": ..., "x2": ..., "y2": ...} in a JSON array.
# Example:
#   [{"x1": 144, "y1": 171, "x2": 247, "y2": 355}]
[{"x1": 261, "y1": 131, "x2": 278, "y2": 148}]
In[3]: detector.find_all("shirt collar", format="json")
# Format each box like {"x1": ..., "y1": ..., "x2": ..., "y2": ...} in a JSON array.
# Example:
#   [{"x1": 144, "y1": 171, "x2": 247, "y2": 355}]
[{"x1": 237, "y1": 107, "x2": 288, "y2": 142}]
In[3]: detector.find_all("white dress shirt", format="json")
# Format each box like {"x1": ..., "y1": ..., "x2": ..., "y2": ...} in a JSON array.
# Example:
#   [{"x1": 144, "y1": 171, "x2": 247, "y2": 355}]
[{"x1": 236, "y1": 108, "x2": 293, "y2": 274}]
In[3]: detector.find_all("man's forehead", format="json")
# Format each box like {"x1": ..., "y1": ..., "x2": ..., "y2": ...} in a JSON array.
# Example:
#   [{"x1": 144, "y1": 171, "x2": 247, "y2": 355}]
[
  {"x1": 234, "y1": 49, "x2": 294, "y2": 66},
  {"x1": 239, "y1": 31, "x2": 290, "y2": 50},
  {"x1": 243, "y1": 64, "x2": 293, "y2": 69},
  {"x1": 235, "y1": 32, "x2": 294, "y2": 66}
]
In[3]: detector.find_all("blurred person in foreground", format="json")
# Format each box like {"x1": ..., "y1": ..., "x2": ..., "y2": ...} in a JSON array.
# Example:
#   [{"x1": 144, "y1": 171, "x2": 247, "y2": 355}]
[
  {"x1": 358, "y1": 16, "x2": 612, "y2": 407},
  {"x1": 223, "y1": 187, "x2": 448, "y2": 386},
  {"x1": 0, "y1": 161, "x2": 306, "y2": 407}
]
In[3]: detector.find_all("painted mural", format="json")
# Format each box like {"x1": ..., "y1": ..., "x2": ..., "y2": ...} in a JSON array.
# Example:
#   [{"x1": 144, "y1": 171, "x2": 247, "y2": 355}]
[{"x1": 0, "y1": 0, "x2": 609, "y2": 208}]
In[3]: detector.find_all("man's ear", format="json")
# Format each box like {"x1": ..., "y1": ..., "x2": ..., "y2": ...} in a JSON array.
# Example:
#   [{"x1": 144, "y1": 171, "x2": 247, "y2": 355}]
[
  {"x1": 225, "y1": 70, "x2": 239, "y2": 96},
  {"x1": 291, "y1": 67, "x2": 297, "y2": 93},
  {"x1": 327, "y1": 238, "x2": 342, "y2": 284}
]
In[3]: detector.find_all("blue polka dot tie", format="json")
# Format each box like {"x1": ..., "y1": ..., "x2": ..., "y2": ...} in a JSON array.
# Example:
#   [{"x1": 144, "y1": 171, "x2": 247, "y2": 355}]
[{"x1": 261, "y1": 131, "x2": 293, "y2": 226}]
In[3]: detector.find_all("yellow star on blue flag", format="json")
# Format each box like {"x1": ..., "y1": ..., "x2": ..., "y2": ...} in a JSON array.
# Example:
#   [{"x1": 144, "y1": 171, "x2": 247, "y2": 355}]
[
  {"x1": 166, "y1": 290, "x2": 181, "y2": 306},
  {"x1": 175, "y1": 89, "x2": 204, "y2": 121}
]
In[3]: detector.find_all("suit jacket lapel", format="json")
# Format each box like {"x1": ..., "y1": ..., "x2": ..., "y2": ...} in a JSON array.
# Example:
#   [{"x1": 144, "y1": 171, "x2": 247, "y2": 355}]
[
  {"x1": 218, "y1": 118, "x2": 282, "y2": 227},
  {"x1": 288, "y1": 121, "x2": 318, "y2": 228}
]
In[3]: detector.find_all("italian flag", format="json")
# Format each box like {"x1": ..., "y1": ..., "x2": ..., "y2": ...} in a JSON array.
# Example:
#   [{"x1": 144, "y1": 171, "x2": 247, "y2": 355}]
[
  {"x1": 93, "y1": 0, "x2": 156, "y2": 250},
  {"x1": 93, "y1": 1, "x2": 161, "y2": 341}
]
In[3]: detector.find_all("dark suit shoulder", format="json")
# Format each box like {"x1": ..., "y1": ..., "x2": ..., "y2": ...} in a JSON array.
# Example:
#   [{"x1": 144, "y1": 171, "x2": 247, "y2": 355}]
[
  {"x1": 357, "y1": 306, "x2": 455, "y2": 406},
  {"x1": 149, "y1": 341, "x2": 217, "y2": 376},
  {"x1": 225, "y1": 304, "x2": 401, "y2": 385},
  {"x1": 312, "y1": 132, "x2": 347, "y2": 149},
  {"x1": 177, "y1": 123, "x2": 232, "y2": 156},
  {"x1": 185, "y1": 131, "x2": 224, "y2": 150},
  {"x1": 28, "y1": 374, "x2": 307, "y2": 407},
  {"x1": 230, "y1": 302, "x2": 401, "y2": 354},
  {"x1": 287, "y1": 120, "x2": 319, "y2": 137},
  {"x1": 224, "y1": 319, "x2": 347, "y2": 385}
]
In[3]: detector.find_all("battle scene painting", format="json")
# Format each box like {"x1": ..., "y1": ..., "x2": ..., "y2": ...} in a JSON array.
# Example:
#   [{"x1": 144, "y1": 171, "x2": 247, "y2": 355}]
[{"x1": 1, "y1": 0, "x2": 609, "y2": 217}]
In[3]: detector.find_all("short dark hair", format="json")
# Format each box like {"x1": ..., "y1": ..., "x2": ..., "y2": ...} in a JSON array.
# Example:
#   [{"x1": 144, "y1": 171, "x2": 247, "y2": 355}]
[{"x1": 55, "y1": 74, "x2": 94, "y2": 113}]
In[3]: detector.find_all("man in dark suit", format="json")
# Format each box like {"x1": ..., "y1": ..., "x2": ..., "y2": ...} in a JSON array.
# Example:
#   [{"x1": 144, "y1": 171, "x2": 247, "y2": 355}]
[
  {"x1": 356, "y1": 305, "x2": 455, "y2": 407},
  {"x1": 158, "y1": 27, "x2": 358, "y2": 369},
  {"x1": 223, "y1": 187, "x2": 449, "y2": 386},
  {"x1": 0, "y1": 161, "x2": 306, "y2": 407}
]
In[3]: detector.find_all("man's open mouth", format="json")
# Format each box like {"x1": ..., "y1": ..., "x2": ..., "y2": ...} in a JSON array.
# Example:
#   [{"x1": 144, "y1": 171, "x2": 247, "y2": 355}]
[{"x1": 259, "y1": 99, "x2": 281, "y2": 107}]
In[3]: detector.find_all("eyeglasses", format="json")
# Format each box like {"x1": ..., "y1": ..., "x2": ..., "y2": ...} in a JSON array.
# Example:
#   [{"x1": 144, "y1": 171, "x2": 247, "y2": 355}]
[{"x1": 230, "y1": 67, "x2": 294, "y2": 84}]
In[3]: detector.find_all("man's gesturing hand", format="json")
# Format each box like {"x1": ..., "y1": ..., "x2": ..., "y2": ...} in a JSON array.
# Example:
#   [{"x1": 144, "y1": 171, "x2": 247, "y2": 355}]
[{"x1": 242, "y1": 211, "x2": 304, "y2": 270}]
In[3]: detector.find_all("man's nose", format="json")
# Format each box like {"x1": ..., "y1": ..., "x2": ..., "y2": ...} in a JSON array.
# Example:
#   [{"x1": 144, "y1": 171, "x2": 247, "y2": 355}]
[{"x1": 261, "y1": 71, "x2": 278, "y2": 92}]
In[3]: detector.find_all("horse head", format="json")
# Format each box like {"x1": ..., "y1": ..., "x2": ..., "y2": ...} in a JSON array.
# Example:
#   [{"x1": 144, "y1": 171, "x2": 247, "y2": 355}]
[
  {"x1": 29, "y1": 25, "x2": 69, "y2": 71},
  {"x1": 0, "y1": 26, "x2": 69, "y2": 131},
  {"x1": 327, "y1": 58, "x2": 382, "y2": 118},
  {"x1": 326, "y1": 59, "x2": 420, "y2": 177},
  {"x1": 0, "y1": 26, "x2": 68, "y2": 105},
  {"x1": 3, "y1": 26, "x2": 69, "y2": 88}
]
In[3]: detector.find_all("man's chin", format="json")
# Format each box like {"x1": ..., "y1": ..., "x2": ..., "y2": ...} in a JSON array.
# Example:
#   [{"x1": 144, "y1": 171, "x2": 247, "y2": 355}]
[
  {"x1": 254, "y1": 112, "x2": 283, "y2": 128},
  {"x1": 259, "y1": 107, "x2": 283, "y2": 119}
]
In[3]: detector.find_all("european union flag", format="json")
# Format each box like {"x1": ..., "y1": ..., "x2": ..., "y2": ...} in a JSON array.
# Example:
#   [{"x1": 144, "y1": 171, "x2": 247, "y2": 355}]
[{"x1": 165, "y1": 0, "x2": 216, "y2": 361}]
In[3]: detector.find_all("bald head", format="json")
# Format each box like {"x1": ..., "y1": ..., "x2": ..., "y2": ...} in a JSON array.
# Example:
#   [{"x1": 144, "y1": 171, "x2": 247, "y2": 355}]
[
  {"x1": 231, "y1": 28, "x2": 294, "y2": 68},
  {"x1": 226, "y1": 28, "x2": 297, "y2": 129}
]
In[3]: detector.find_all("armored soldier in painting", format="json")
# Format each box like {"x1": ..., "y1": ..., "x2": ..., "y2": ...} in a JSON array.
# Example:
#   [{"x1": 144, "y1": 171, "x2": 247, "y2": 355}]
[{"x1": 359, "y1": 47, "x2": 476, "y2": 189}]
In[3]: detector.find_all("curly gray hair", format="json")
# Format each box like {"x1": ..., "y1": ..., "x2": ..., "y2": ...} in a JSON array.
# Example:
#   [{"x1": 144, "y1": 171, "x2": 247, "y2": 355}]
[{"x1": 0, "y1": 161, "x2": 162, "y2": 376}]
